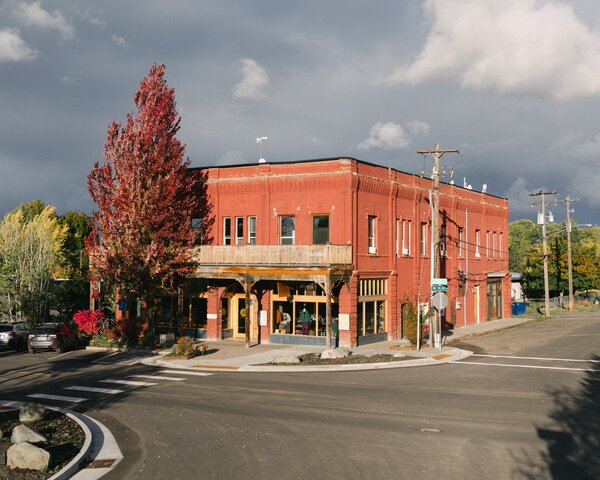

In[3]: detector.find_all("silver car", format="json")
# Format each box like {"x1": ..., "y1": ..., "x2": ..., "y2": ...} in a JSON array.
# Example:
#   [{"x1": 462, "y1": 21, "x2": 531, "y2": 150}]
[
  {"x1": 0, "y1": 323, "x2": 29, "y2": 349},
  {"x1": 28, "y1": 322, "x2": 79, "y2": 354}
]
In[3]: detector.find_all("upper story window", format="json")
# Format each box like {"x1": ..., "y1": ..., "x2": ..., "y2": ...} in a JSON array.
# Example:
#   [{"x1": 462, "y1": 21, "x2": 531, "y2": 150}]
[
  {"x1": 458, "y1": 227, "x2": 464, "y2": 258},
  {"x1": 486, "y1": 231, "x2": 490, "y2": 258},
  {"x1": 440, "y1": 224, "x2": 447, "y2": 257},
  {"x1": 223, "y1": 217, "x2": 231, "y2": 245},
  {"x1": 499, "y1": 232, "x2": 504, "y2": 259},
  {"x1": 475, "y1": 229, "x2": 481, "y2": 258},
  {"x1": 235, "y1": 217, "x2": 244, "y2": 245},
  {"x1": 248, "y1": 216, "x2": 256, "y2": 245},
  {"x1": 420, "y1": 222, "x2": 428, "y2": 257},
  {"x1": 395, "y1": 219, "x2": 400, "y2": 256},
  {"x1": 402, "y1": 219, "x2": 411, "y2": 255},
  {"x1": 280, "y1": 216, "x2": 295, "y2": 245},
  {"x1": 191, "y1": 217, "x2": 203, "y2": 245},
  {"x1": 368, "y1": 216, "x2": 377, "y2": 254},
  {"x1": 492, "y1": 231, "x2": 497, "y2": 258},
  {"x1": 312, "y1": 215, "x2": 329, "y2": 245}
]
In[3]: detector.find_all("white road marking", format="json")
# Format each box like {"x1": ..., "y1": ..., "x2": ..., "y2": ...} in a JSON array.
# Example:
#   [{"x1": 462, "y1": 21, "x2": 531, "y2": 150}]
[
  {"x1": 471, "y1": 354, "x2": 600, "y2": 363},
  {"x1": 160, "y1": 369, "x2": 213, "y2": 377},
  {"x1": 131, "y1": 375, "x2": 185, "y2": 381},
  {"x1": 92, "y1": 351, "x2": 149, "y2": 365},
  {"x1": 91, "y1": 351, "x2": 122, "y2": 364},
  {"x1": 65, "y1": 386, "x2": 125, "y2": 394},
  {"x1": 28, "y1": 393, "x2": 88, "y2": 403},
  {"x1": 451, "y1": 361, "x2": 597, "y2": 373},
  {"x1": 99, "y1": 379, "x2": 157, "y2": 387},
  {"x1": 565, "y1": 333, "x2": 600, "y2": 336}
]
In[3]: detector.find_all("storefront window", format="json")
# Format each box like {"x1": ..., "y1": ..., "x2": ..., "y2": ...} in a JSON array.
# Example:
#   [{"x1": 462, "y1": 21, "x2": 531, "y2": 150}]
[
  {"x1": 358, "y1": 300, "x2": 386, "y2": 336},
  {"x1": 272, "y1": 299, "x2": 338, "y2": 337}
]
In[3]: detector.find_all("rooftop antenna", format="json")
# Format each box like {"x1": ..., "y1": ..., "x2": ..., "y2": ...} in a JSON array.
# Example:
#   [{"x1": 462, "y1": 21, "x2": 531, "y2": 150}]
[{"x1": 257, "y1": 136, "x2": 268, "y2": 163}]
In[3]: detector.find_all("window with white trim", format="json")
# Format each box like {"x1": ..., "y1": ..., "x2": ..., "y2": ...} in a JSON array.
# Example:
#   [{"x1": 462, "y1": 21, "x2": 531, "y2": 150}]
[
  {"x1": 248, "y1": 216, "x2": 256, "y2": 245},
  {"x1": 280, "y1": 216, "x2": 295, "y2": 245},
  {"x1": 223, "y1": 217, "x2": 231, "y2": 245},
  {"x1": 368, "y1": 216, "x2": 377, "y2": 254},
  {"x1": 235, "y1": 217, "x2": 244, "y2": 245},
  {"x1": 402, "y1": 220, "x2": 411, "y2": 255},
  {"x1": 420, "y1": 222, "x2": 428, "y2": 257},
  {"x1": 475, "y1": 229, "x2": 481, "y2": 258}
]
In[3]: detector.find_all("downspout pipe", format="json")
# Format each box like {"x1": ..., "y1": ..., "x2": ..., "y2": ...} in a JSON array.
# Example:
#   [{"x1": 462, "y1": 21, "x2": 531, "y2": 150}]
[{"x1": 464, "y1": 209, "x2": 468, "y2": 327}]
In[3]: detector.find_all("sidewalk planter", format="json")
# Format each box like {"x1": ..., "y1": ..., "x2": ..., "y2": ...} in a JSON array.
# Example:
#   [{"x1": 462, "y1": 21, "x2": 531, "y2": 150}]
[{"x1": 511, "y1": 302, "x2": 527, "y2": 316}]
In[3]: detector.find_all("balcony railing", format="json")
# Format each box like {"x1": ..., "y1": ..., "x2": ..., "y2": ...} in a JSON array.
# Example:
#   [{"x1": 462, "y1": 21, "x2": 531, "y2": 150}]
[{"x1": 190, "y1": 244, "x2": 352, "y2": 267}]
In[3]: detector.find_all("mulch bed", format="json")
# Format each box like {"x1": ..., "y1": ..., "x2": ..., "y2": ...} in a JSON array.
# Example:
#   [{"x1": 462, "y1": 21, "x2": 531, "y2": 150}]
[
  {"x1": 0, "y1": 409, "x2": 85, "y2": 480},
  {"x1": 263, "y1": 353, "x2": 418, "y2": 366}
]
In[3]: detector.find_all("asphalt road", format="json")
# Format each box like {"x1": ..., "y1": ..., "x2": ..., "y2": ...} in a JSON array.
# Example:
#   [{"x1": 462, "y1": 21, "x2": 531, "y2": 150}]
[{"x1": 0, "y1": 311, "x2": 598, "y2": 480}]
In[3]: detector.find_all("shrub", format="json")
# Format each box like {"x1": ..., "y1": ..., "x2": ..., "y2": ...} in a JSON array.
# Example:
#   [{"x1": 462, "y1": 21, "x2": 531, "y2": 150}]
[
  {"x1": 401, "y1": 295, "x2": 432, "y2": 345},
  {"x1": 176, "y1": 336, "x2": 195, "y2": 357},
  {"x1": 139, "y1": 332, "x2": 156, "y2": 348},
  {"x1": 73, "y1": 310, "x2": 104, "y2": 336}
]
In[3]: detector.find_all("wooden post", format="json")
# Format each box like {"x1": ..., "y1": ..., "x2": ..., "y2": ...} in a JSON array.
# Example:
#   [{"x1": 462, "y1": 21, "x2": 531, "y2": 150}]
[{"x1": 325, "y1": 276, "x2": 332, "y2": 349}]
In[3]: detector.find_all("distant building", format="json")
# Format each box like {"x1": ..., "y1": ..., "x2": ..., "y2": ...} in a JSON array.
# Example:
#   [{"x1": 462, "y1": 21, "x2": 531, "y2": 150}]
[{"x1": 157, "y1": 157, "x2": 510, "y2": 347}]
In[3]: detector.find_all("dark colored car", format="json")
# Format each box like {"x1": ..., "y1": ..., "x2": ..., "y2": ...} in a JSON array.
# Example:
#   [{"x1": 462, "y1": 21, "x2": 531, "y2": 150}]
[
  {"x1": 28, "y1": 323, "x2": 79, "y2": 354},
  {"x1": 0, "y1": 323, "x2": 29, "y2": 349}
]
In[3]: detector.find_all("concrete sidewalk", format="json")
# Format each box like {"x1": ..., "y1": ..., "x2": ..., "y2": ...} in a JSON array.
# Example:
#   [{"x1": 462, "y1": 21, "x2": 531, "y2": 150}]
[{"x1": 142, "y1": 315, "x2": 535, "y2": 373}]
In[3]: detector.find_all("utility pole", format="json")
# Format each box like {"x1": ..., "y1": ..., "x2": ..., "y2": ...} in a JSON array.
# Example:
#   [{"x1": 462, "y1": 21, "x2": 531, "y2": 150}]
[
  {"x1": 557, "y1": 196, "x2": 579, "y2": 310},
  {"x1": 417, "y1": 144, "x2": 459, "y2": 349},
  {"x1": 530, "y1": 190, "x2": 557, "y2": 317}
]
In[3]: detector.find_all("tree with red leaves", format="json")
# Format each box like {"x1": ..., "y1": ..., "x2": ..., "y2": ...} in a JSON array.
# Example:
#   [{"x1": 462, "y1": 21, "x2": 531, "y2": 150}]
[{"x1": 87, "y1": 64, "x2": 203, "y2": 338}]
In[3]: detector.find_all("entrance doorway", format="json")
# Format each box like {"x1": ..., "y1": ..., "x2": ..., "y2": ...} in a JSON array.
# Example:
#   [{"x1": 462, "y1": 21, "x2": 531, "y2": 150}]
[
  {"x1": 487, "y1": 280, "x2": 502, "y2": 320},
  {"x1": 231, "y1": 294, "x2": 255, "y2": 340}
]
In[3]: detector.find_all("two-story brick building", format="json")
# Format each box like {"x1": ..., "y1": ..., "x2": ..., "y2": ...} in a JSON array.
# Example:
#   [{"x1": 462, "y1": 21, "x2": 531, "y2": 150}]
[{"x1": 157, "y1": 157, "x2": 510, "y2": 348}]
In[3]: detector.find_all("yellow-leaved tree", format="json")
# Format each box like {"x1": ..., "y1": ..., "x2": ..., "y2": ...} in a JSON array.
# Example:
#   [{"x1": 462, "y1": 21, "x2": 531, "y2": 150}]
[{"x1": 0, "y1": 203, "x2": 67, "y2": 324}]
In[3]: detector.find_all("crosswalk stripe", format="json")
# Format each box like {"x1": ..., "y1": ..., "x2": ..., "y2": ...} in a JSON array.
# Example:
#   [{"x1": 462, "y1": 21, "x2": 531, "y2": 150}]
[
  {"x1": 65, "y1": 386, "x2": 125, "y2": 394},
  {"x1": 160, "y1": 369, "x2": 213, "y2": 377},
  {"x1": 131, "y1": 375, "x2": 185, "y2": 381},
  {"x1": 471, "y1": 354, "x2": 600, "y2": 363},
  {"x1": 28, "y1": 393, "x2": 87, "y2": 403},
  {"x1": 451, "y1": 361, "x2": 597, "y2": 373},
  {"x1": 100, "y1": 379, "x2": 158, "y2": 387}
]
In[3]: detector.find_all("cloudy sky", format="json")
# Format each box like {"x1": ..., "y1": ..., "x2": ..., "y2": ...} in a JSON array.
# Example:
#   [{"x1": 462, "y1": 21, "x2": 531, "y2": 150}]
[{"x1": 1, "y1": 0, "x2": 600, "y2": 224}]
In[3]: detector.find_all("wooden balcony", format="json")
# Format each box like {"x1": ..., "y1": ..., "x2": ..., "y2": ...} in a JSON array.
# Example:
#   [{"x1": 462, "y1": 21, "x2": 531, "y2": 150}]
[{"x1": 189, "y1": 244, "x2": 352, "y2": 267}]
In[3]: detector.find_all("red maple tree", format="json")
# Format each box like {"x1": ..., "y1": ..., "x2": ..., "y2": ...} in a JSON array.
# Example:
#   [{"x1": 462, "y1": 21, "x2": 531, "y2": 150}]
[{"x1": 87, "y1": 64, "x2": 205, "y2": 336}]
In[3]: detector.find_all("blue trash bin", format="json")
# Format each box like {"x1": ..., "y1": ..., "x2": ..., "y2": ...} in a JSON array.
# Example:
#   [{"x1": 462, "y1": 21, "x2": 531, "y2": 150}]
[{"x1": 511, "y1": 302, "x2": 527, "y2": 316}]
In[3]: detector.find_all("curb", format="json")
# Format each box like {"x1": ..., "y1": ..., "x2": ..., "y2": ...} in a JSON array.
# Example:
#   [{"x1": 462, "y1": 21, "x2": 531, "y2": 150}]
[
  {"x1": 142, "y1": 347, "x2": 472, "y2": 373},
  {"x1": 0, "y1": 400, "x2": 122, "y2": 480}
]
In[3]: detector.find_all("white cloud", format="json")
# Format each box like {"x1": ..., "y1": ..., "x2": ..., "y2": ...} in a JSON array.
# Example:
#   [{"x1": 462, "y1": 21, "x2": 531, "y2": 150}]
[
  {"x1": 358, "y1": 122, "x2": 409, "y2": 150},
  {"x1": 111, "y1": 34, "x2": 127, "y2": 47},
  {"x1": 232, "y1": 58, "x2": 270, "y2": 100},
  {"x1": 387, "y1": 0, "x2": 600, "y2": 100},
  {"x1": 14, "y1": 1, "x2": 74, "y2": 41},
  {"x1": 0, "y1": 28, "x2": 37, "y2": 62},
  {"x1": 406, "y1": 120, "x2": 430, "y2": 137},
  {"x1": 506, "y1": 177, "x2": 534, "y2": 214},
  {"x1": 358, "y1": 120, "x2": 430, "y2": 150}
]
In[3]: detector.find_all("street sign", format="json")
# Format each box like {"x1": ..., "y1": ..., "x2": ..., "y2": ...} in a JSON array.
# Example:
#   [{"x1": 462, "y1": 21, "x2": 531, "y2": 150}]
[
  {"x1": 431, "y1": 292, "x2": 448, "y2": 310},
  {"x1": 432, "y1": 284, "x2": 448, "y2": 292},
  {"x1": 432, "y1": 278, "x2": 448, "y2": 285}
]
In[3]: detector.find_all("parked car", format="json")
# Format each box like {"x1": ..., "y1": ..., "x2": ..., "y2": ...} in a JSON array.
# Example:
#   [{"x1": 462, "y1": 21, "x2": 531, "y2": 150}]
[
  {"x1": 28, "y1": 323, "x2": 79, "y2": 354},
  {"x1": 0, "y1": 323, "x2": 29, "y2": 349}
]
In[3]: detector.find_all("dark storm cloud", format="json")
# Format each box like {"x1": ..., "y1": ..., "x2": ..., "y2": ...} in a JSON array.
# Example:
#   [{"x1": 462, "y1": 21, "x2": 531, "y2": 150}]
[{"x1": 0, "y1": 0, "x2": 599, "y2": 226}]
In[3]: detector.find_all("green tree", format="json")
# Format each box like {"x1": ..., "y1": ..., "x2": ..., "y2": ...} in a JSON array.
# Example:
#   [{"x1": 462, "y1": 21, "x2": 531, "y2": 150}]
[
  {"x1": 508, "y1": 219, "x2": 538, "y2": 273},
  {"x1": 49, "y1": 211, "x2": 91, "y2": 321},
  {"x1": 0, "y1": 204, "x2": 67, "y2": 324}
]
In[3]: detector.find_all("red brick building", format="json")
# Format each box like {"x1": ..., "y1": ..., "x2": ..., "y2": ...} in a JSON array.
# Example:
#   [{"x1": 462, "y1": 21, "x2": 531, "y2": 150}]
[{"x1": 161, "y1": 157, "x2": 510, "y2": 348}]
